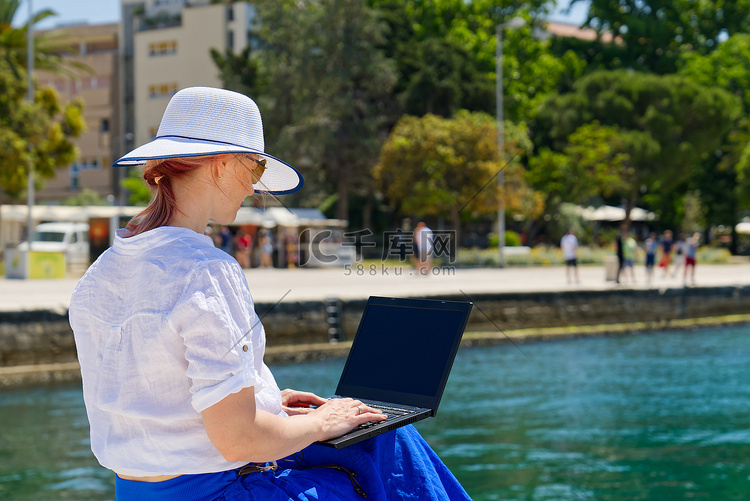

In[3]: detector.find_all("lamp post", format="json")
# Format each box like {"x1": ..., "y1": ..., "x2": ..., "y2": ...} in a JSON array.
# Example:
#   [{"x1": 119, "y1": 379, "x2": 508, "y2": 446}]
[
  {"x1": 26, "y1": 0, "x2": 35, "y2": 253},
  {"x1": 496, "y1": 17, "x2": 526, "y2": 268}
]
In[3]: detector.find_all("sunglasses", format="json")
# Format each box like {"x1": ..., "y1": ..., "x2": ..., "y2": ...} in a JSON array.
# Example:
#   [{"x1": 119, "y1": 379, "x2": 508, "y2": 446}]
[{"x1": 242, "y1": 154, "x2": 267, "y2": 184}]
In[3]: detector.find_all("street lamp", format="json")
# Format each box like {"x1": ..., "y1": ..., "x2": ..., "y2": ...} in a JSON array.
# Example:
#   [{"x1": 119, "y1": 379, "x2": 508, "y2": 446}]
[
  {"x1": 496, "y1": 16, "x2": 526, "y2": 268},
  {"x1": 26, "y1": 0, "x2": 35, "y2": 251}
]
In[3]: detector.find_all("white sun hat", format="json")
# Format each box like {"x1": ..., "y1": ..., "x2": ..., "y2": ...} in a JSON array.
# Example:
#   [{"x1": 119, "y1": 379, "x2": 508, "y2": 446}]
[{"x1": 113, "y1": 86, "x2": 303, "y2": 195}]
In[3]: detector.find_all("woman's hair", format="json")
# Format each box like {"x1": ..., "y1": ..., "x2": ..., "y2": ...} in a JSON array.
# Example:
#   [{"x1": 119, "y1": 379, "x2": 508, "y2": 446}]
[{"x1": 125, "y1": 155, "x2": 224, "y2": 237}]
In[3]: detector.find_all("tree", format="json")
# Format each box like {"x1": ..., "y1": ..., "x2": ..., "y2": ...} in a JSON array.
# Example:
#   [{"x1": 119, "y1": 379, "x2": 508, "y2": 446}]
[
  {"x1": 61, "y1": 188, "x2": 109, "y2": 206},
  {"x1": 0, "y1": 68, "x2": 85, "y2": 198},
  {"x1": 250, "y1": 0, "x2": 397, "y2": 221},
  {"x1": 210, "y1": 45, "x2": 263, "y2": 98},
  {"x1": 531, "y1": 70, "x2": 742, "y2": 228},
  {"x1": 368, "y1": 0, "x2": 585, "y2": 122},
  {"x1": 571, "y1": 0, "x2": 750, "y2": 74},
  {"x1": 373, "y1": 111, "x2": 542, "y2": 240},
  {"x1": 0, "y1": 0, "x2": 88, "y2": 79},
  {"x1": 0, "y1": 0, "x2": 87, "y2": 200},
  {"x1": 121, "y1": 168, "x2": 150, "y2": 206},
  {"x1": 526, "y1": 121, "x2": 637, "y2": 241},
  {"x1": 678, "y1": 34, "x2": 750, "y2": 249}
]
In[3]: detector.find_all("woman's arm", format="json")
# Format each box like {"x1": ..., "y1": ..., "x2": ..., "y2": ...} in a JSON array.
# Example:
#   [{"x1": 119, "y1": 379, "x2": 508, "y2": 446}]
[{"x1": 201, "y1": 386, "x2": 386, "y2": 463}]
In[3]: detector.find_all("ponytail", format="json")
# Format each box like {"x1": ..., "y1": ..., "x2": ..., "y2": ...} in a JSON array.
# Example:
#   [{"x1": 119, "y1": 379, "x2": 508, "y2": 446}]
[{"x1": 125, "y1": 156, "x2": 224, "y2": 237}]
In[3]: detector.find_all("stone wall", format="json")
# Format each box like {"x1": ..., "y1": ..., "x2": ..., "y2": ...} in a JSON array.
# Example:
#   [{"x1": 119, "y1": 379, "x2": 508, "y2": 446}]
[{"x1": 2, "y1": 285, "x2": 750, "y2": 366}]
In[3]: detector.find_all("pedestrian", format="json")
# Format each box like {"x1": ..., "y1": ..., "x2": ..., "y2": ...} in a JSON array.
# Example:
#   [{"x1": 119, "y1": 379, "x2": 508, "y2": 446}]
[
  {"x1": 560, "y1": 228, "x2": 580, "y2": 284},
  {"x1": 615, "y1": 225, "x2": 626, "y2": 284},
  {"x1": 234, "y1": 229, "x2": 252, "y2": 269},
  {"x1": 219, "y1": 225, "x2": 233, "y2": 255},
  {"x1": 658, "y1": 230, "x2": 674, "y2": 278},
  {"x1": 672, "y1": 232, "x2": 686, "y2": 278},
  {"x1": 644, "y1": 232, "x2": 658, "y2": 284},
  {"x1": 684, "y1": 232, "x2": 700, "y2": 284},
  {"x1": 69, "y1": 87, "x2": 469, "y2": 500},
  {"x1": 259, "y1": 229, "x2": 274, "y2": 268},
  {"x1": 413, "y1": 221, "x2": 433, "y2": 275},
  {"x1": 621, "y1": 231, "x2": 637, "y2": 284}
]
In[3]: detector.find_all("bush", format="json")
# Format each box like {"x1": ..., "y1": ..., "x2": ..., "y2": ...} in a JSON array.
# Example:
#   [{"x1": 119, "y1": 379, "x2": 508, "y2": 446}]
[
  {"x1": 488, "y1": 230, "x2": 521, "y2": 248},
  {"x1": 454, "y1": 245, "x2": 613, "y2": 267},
  {"x1": 450, "y1": 244, "x2": 732, "y2": 268}
]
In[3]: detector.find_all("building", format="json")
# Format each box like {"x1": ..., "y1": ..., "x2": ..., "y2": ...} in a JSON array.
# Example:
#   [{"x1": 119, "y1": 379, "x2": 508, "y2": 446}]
[
  {"x1": 32, "y1": 1, "x2": 253, "y2": 205},
  {"x1": 120, "y1": 0, "x2": 255, "y2": 167},
  {"x1": 34, "y1": 23, "x2": 120, "y2": 203}
]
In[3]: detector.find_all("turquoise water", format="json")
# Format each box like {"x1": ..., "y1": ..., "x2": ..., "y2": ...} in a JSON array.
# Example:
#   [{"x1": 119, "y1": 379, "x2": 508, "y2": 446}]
[{"x1": 2, "y1": 326, "x2": 750, "y2": 500}]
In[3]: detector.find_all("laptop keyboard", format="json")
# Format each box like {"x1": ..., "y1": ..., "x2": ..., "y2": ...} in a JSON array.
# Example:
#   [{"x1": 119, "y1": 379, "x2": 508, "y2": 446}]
[{"x1": 356, "y1": 404, "x2": 412, "y2": 430}]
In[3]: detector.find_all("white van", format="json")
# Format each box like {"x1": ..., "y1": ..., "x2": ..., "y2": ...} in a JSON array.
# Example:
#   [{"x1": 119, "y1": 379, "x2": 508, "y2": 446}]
[{"x1": 18, "y1": 222, "x2": 90, "y2": 269}]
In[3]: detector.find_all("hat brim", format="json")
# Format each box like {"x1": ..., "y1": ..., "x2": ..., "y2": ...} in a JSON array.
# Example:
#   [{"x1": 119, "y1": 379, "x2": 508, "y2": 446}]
[{"x1": 113, "y1": 136, "x2": 304, "y2": 195}]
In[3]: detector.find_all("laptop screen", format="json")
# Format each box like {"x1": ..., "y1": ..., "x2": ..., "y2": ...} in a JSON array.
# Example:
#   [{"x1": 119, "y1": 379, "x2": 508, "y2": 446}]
[{"x1": 335, "y1": 297, "x2": 472, "y2": 411}]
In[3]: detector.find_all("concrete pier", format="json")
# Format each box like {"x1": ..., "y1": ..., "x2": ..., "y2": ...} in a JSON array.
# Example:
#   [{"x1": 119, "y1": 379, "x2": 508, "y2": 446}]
[{"x1": 2, "y1": 263, "x2": 750, "y2": 386}]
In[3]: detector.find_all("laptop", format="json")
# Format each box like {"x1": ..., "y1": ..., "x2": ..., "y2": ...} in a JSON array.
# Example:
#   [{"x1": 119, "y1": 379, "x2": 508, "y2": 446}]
[{"x1": 316, "y1": 296, "x2": 473, "y2": 448}]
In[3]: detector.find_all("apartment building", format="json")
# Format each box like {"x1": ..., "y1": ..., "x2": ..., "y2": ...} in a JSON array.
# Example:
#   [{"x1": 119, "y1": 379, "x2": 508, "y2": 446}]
[
  {"x1": 35, "y1": 23, "x2": 120, "y2": 203},
  {"x1": 121, "y1": 0, "x2": 254, "y2": 157}
]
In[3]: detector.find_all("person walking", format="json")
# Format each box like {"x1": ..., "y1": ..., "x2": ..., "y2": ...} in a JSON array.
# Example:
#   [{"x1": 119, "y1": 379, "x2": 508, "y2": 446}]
[
  {"x1": 672, "y1": 232, "x2": 687, "y2": 278},
  {"x1": 69, "y1": 87, "x2": 470, "y2": 501},
  {"x1": 684, "y1": 232, "x2": 700, "y2": 284},
  {"x1": 644, "y1": 232, "x2": 658, "y2": 284},
  {"x1": 413, "y1": 221, "x2": 433, "y2": 276},
  {"x1": 615, "y1": 225, "x2": 626, "y2": 284},
  {"x1": 658, "y1": 230, "x2": 674, "y2": 278},
  {"x1": 560, "y1": 229, "x2": 580, "y2": 284},
  {"x1": 259, "y1": 230, "x2": 274, "y2": 268},
  {"x1": 621, "y1": 231, "x2": 637, "y2": 284}
]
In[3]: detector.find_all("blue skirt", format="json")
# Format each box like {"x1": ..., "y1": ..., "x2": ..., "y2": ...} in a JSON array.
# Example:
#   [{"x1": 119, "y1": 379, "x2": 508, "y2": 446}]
[{"x1": 115, "y1": 426, "x2": 471, "y2": 501}]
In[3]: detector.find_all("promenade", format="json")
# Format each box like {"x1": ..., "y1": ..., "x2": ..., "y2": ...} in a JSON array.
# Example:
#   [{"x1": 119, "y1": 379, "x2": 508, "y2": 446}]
[{"x1": 3, "y1": 262, "x2": 750, "y2": 312}]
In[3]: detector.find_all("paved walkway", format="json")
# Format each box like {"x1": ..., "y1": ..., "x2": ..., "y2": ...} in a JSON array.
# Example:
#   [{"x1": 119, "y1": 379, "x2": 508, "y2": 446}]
[{"x1": 3, "y1": 262, "x2": 750, "y2": 312}]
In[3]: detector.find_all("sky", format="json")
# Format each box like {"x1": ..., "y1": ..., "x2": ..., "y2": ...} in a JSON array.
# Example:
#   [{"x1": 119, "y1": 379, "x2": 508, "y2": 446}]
[{"x1": 13, "y1": 0, "x2": 589, "y2": 29}]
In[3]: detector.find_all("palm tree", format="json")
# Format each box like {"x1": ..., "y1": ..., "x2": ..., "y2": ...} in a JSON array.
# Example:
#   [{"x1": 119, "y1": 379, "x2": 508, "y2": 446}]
[{"x1": 0, "y1": 0, "x2": 88, "y2": 78}]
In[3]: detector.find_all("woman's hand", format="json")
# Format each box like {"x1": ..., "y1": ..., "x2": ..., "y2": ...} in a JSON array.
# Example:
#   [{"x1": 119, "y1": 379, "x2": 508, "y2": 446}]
[
  {"x1": 281, "y1": 389, "x2": 328, "y2": 416},
  {"x1": 309, "y1": 397, "x2": 388, "y2": 441},
  {"x1": 203, "y1": 388, "x2": 389, "y2": 463}
]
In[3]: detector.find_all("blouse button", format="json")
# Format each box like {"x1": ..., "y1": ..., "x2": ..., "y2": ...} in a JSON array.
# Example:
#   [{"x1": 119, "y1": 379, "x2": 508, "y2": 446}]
[{"x1": 243, "y1": 345, "x2": 249, "y2": 352}]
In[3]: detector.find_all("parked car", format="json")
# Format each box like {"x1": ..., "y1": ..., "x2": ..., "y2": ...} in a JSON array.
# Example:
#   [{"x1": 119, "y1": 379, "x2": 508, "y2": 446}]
[{"x1": 18, "y1": 222, "x2": 90, "y2": 269}]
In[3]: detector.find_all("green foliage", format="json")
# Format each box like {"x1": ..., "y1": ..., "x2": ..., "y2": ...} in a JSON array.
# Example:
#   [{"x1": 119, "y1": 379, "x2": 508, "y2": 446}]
[
  {"x1": 533, "y1": 70, "x2": 742, "y2": 221},
  {"x1": 373, "y1": 111, "x2": 542, "y2": 234},
  {"x1": 0, "y1": 0, "x2": 91, "y2": 79},
  {"x1": 0, "y1": 72, "x2": 85, "y2": 198},
  {"x1": 528, "y1": 121, "x2": 635, "y2": 210},
  {"x1": 121, "y1": 168, "x2": 150, "y2": 206},
  {"x1": 251, "y1": 0, "x2": 397, "y2": 219},
  {"x1": 0, "y1": 0, "x2": 89, "y2": 199},
  {"x1": 489, "y1": 230, "x2": 521, "y2": 248},
  {"x1": 678, "y1": 34, "x2": 750, "y2": 223},
  {"x1": 211, "y1": 45, "x2": 263, "y2": 97},
  {"x1": 368, "y1": 0, "x2": 585, "y2": 122},
  {"x1": 574, "y1": 0, "x2": 750, "y2": 74},
  {"x1": 60, "y1": 188, "x2": 109, "y2": 206},
  {"x1": 455, "y1": 245, "x2": 611, "y2": 267}
]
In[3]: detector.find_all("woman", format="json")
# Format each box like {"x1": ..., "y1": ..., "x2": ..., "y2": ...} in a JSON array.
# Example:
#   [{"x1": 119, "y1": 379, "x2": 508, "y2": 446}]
[{"x1": 69, "y1": 87, "x2": 470, "y2": 500}]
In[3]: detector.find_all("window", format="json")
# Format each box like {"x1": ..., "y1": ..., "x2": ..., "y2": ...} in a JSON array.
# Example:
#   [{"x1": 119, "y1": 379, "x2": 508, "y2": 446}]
[
  {"x1": 100, "y1": 119, "x2": 109, "y2": 132},
  {"x1": 148, "y1": 40, "x2": 177, "y2": 56},
  {"x1": 69, "y1": 163, "x2": 79, "y2": 190},
  {"x1": 149, "y1": 83, "x2": 178, "y2": 98},
  {"x1": 228, "y1": 30, "x2": 234, "y2": 51}
]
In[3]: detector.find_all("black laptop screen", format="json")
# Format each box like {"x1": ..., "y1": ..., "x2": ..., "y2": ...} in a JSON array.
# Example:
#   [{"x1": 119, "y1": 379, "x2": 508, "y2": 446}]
[{"x1": 336, "y1": 299, "x2": 469, "y2": 406}]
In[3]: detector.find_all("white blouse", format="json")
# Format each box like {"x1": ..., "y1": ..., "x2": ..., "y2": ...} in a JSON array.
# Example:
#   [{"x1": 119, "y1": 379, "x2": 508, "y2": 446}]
[{"x1": 69, "y1": 226, "x2": 284, "y2": 477}]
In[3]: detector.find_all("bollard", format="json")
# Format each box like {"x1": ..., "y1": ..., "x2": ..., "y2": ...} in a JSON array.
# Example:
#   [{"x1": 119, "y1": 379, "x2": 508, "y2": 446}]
[{"x1": 324, "y1": 297, "x2": 345, "y2": 343}]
